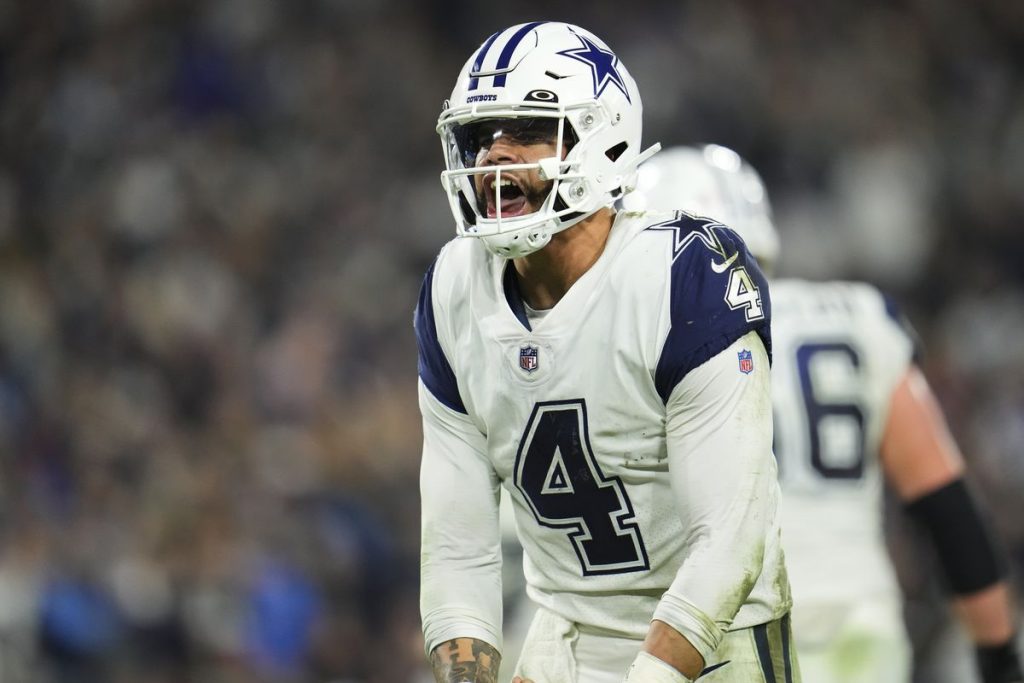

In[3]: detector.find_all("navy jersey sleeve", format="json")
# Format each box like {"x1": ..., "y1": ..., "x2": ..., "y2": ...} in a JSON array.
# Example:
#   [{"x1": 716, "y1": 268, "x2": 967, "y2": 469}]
[
  {"x1": 414, "y1": 259, "x2": 467, "y2": 413},
  {"x1": 654, "y1": 218, "x2": 772, "y2": 403}
]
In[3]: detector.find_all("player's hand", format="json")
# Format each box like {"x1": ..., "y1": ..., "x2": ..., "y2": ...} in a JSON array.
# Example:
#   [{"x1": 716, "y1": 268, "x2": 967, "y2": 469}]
[
  {"x1": 511, "y1": 677, "x2": 536, "y2": 683},
  {"x1": 976, "y1": 639, "x2": 1024, "y2": 683}
]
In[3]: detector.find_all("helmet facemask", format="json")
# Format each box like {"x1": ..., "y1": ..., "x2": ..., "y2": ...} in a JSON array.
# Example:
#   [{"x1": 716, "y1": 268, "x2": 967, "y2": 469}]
[{"x1": 438, "y1": 101, "x2": 608, "y2": 258}]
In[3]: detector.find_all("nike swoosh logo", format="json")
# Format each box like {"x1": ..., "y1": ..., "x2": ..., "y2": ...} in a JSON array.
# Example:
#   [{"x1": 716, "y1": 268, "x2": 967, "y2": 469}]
[
  {"x1": 710, "y1": 251, "x2": 738, "y2": 273},
  {"x1": 697, "y1": 660, "x2": 731, "y2": 678}
]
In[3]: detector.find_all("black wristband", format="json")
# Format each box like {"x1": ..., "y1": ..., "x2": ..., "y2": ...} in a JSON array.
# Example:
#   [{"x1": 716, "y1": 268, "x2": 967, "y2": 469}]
[
  {"x1": 904, "y1": 478, "x2": 1006, "y2": 595},
  {"x1": 977, "y1": 640, "x2": 1024, "y2": 683}
]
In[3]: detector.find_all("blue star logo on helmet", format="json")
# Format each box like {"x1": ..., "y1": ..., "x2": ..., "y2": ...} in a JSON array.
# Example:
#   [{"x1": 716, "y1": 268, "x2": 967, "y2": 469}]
[{"x1": 557, "y1": 32, "x2": 631, "y2": 103}]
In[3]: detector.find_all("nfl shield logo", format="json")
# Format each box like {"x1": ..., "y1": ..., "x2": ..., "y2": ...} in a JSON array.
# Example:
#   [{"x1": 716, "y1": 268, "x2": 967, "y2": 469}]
[
  {"x1": 738, "y1": 349, "x2": 754, "y2": 374},
  {"x1": 519, "y1": 345, "x2": 539, "y2": 373}
]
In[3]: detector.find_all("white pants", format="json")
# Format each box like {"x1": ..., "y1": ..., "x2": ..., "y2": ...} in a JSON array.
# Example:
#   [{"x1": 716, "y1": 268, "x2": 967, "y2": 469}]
[
  {"x1": 792, "y1": 597, "x2": 911, "y2": 683},
  {"x1": 513, "y1": 607, "x2": 801, "y2": 683}
]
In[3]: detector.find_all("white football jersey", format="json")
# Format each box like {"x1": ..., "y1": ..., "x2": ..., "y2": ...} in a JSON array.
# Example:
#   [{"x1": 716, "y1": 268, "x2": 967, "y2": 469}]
[
  {"x1": 416, "y1": 210, "x2": 791, "y2": 659},
  {"x1": 769, "y1": 279, "x2": 915, "y2": 608}
]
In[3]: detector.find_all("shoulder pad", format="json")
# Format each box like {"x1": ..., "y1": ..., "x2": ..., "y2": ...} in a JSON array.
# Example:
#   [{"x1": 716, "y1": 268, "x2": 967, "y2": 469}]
[{"x1": 649, "y1": 213, "x2": 772, "y2": 402}]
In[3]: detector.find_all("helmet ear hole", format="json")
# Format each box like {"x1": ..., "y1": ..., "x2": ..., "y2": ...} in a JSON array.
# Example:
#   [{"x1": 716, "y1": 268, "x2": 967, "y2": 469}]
[
  {"x1": 605, "y1": 141, "x2": 628, "y2": 162},
  {"x1": 553, "y1": 191, "x2": 584, "y2": 225}
]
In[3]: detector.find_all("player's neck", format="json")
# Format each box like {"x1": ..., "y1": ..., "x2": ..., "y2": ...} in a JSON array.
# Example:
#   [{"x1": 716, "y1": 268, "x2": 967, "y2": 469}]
[{"x1": 511, "y1": 208, "x2": 615, "y2": 310}]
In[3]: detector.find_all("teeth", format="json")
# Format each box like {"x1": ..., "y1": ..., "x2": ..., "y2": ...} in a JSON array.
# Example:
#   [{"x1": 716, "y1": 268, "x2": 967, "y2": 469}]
[{"x1": 490, "y1": 178, "x2": 514, "y2": 190}]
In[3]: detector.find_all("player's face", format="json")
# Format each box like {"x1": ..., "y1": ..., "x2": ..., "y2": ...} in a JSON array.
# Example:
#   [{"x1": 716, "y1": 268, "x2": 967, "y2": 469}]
[{"x1": 465, "y1": 118, "x2": 565, "y2": 219}]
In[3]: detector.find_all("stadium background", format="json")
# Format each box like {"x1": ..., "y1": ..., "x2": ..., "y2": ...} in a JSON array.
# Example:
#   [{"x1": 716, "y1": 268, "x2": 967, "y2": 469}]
[{"x1": 0, "y1": 0, "x2": 1021, "y2": 681}]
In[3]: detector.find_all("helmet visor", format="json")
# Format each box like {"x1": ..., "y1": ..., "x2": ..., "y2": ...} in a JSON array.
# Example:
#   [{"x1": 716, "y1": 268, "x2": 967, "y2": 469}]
[{"x1": 445, "y1": 116, "x2": 575, "y2": 170}]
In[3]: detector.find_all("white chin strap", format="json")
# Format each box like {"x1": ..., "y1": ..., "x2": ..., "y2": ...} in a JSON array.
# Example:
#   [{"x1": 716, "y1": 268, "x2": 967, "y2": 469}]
[
  {"x1": 621, "y1": 143, "x2": 662, "y2": 193},
  {"x1": 633, "y1": 142, "x2": 663, "y2": 167}
]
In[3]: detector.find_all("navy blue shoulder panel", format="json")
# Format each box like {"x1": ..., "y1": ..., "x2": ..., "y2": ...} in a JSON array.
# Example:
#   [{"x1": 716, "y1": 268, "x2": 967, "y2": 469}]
[
  {"x1": 651, "y1": 215, "x2": 773, "y2": 402},
  {"x1": 413, "y1": 259, "x2": 467, "y2": 413}
]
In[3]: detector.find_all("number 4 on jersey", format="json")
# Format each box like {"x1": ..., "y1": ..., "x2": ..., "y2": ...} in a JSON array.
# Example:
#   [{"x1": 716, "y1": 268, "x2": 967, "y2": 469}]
[
  {"x1": 725, "y1": 266, "x2": 765, "y2": 322},
  {"x1": 514, "y1": 400, "x2": 649, "y2": 576}
]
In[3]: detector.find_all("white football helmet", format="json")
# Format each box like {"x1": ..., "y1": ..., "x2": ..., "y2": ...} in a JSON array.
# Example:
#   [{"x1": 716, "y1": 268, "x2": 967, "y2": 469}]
[
  {"x1": 437, "y1": 22, "x2": 660, "y2": 258},
  {"x1": 630, "y1": 144, "x2": 780, "y2": 271}
]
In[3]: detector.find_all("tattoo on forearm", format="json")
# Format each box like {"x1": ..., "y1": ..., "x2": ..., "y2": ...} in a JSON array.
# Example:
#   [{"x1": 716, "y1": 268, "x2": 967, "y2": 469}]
[{"x1": 430, "y1": 638, "x2": 501, "y2": 683}]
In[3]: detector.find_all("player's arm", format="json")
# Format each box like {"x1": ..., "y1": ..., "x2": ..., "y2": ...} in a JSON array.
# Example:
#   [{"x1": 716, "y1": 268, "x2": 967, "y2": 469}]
[
  {"x1": 631, "y1": 332, "x2": 776, "y2": 681},
  {"x1": 880, "y1": 365, "x2": 1022, "y2": 683},
  {"x1": 430, "y1": 637, "x2": 501, "y2": 683},
  {"x1": 419, "y1": 383, "x2": 504, "y2": 680}
]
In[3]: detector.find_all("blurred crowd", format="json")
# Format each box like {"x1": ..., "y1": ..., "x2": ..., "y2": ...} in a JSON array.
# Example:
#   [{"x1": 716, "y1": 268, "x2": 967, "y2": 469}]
[{"x1": 0, "y1": 0, "x2": 1020, "y2": 681}]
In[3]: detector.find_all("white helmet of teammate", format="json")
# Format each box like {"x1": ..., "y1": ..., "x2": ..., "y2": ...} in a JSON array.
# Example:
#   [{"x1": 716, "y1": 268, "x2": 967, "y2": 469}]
[
  {"x1": 631, "y1": 144, "x2": 780, "y2": 271},
  {"x1": 437, "y1": 22, "x2": 660, "y2": 258}
]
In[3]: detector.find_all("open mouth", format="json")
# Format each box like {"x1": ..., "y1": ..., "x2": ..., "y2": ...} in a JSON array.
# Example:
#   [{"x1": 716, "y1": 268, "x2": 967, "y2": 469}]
[{"x1": 482, "y1": 173, "x2": 529, "y2": 218}]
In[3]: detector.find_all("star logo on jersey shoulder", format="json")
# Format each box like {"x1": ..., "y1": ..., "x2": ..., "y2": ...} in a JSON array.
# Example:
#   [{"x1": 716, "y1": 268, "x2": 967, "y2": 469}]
[
  {"x1": 646, "y1": 213, "x2": 730, "y2": 262},
  {"x1": 557, "y1": 33, "x2": 631, "y2": 102}
]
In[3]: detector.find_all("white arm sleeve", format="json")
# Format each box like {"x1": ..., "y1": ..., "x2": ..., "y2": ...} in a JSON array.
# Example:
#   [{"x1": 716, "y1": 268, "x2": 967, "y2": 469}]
[
  {"x1": 651, "y1": 332, "x2": 777, "y2": 661},
  {"x1": 418, "y1": 381, "x2": 503, "y2": 656}
]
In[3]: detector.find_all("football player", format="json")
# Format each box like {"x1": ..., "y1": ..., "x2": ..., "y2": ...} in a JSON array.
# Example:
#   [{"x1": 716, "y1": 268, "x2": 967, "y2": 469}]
[
  {"x1": 416, "y1": 22, "x2": 800, "y2": 683},
  {"x1": 632, "y1": 144, "x2": 1023, "y2": 683}
]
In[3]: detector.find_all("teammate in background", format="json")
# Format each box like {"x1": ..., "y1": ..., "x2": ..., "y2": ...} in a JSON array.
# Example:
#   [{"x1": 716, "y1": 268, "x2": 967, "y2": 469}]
[
  {"x1": 415, "y1": 22, "x2": 800, "y2": 683},
  {"x1": 632, "y1": 144, "x2": 1023, "y2": 683}
]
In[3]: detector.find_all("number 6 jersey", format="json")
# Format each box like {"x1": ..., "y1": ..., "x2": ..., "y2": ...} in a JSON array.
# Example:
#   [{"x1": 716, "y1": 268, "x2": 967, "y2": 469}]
[
  {"x1": 769, "y1": 279, "x2": 916, "y2": 613},
  {"x1": 415, "y1": 210, "x2": 792, "y2": 662}
]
